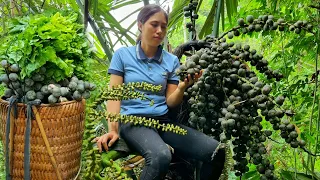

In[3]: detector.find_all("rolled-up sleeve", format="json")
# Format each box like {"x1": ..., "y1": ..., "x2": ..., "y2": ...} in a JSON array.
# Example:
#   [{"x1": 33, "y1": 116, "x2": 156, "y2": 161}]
[
  {"x1": 108, "y1": 49, "x2": 124, "y2": 77},
  {"x1": 167, "y1": 56, "x2": 180, "y2": 85}
]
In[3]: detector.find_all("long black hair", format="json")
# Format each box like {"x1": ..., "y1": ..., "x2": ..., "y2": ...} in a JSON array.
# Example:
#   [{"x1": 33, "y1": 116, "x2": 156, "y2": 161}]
[{"x1": 136, "y1": 4, "x2": 168, "y2": 43}]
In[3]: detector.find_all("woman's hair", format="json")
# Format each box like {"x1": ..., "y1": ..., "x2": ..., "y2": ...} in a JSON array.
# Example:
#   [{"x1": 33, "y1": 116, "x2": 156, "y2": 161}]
[{"x1": 136, "y1": 4, "x2": 168, "y2": 43}]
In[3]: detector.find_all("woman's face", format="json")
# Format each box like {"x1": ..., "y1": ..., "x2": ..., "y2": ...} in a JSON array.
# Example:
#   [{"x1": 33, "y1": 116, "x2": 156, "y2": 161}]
[{"x1": 139, "y1": 11, "x2": 167, "y2": 47}]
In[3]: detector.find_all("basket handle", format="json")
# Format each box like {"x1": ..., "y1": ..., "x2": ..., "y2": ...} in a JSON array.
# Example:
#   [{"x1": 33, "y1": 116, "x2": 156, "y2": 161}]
[
  {"x1": 32, "y1": 106, "x2": 63, "y2": 180},
  {"x1": 5, "y1": 96, "x2": 18, "y2": 180}
]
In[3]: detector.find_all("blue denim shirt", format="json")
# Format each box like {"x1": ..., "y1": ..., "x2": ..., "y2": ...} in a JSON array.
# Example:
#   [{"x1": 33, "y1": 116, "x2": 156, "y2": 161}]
[{"x1": 108, "y1": 41, "x2": 180, "y2": 116}]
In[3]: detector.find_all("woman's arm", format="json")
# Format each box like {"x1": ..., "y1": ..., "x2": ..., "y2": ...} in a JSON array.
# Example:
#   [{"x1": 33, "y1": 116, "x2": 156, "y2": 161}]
[
  {"x1": 165, "y1": 83, "x2": 184, "y2": 108},
  {"x1": 166, "y1": 73, "x2": 201, "y2": 108},
  {"x1": 94, "y1": 74, "x2": 123, "y2": 152},
  {"x1": 107, "y1": 74, "x2": 123, "y2": 133}
]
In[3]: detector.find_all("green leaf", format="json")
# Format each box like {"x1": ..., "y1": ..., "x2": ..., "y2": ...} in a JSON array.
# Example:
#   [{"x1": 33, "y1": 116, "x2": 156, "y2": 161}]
[
  {"x1": 46, "y1": 68, "x2": 65, "y2": 82},
  {"x1": 241, "y1": 170, "x2": 260, "y2": 180},
  {"x1": 24, "y1": 46, "x2": 57, "y2": 78},
  {"x1": 232, "y1": 0, "x2": 238, "y2": 14},
  {"x1": 168, "y1": 0, "x2": 189, "y2": 34},
  {"x1": 93, "y1": 0, "x2": 98, "y2": 17},
  {"x1": 89, "y1": 32, "x2": 105, "y2": 54},
  {"x1": 280, "y1": 171, "x2": 314, "y2": 180},
  {"x1": 52, "y1": 39, "x2": 67, "y2": 51},
  {"x1": 67, "y1": 12, "x2": 78, "y2": 22},
  {"x1": 199, "y1": 0, "x2": 217, "y2": 39},
  {"x1": 225, "y1": 0, "x2": 232, "y2": 24},
  {"x1": 8, "y1": 23, "x2": 27, "y2": 34},
  {"x1": 101, "y1": 118, "x2": 109, "y2": 131},
  {"x1": 97, "y1": 10, "x2": 135, "y2": 45},
  {"x1": 196, "y1": 0, "x2": 204, "y2": 13},
  {"x1": 111, "y1": 0, "x2": 141, "y2": 10},
  {"x1": 8, "y1": 17, "x2": 29, "y2": 33},
  {"x1": 220, "y1": 0, "x2": 225, "y2": 31},
  {"x1": 300, "y1": 132, "x2": 316, "y2": 144}
]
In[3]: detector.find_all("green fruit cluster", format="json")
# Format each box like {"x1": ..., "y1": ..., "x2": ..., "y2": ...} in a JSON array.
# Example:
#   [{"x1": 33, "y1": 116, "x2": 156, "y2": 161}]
[
  {"x1": 89, "y1": 83, "x2": 160, "y2": 107},
  {"x1": 0, "y1": 60, "x2": 96, "y2": 104},
  {"x1": 176, "y1": 36, "x2": 305, "y2": 179},
  {"x1": 106, "y1": 112, "x2": 187, "y2": 135},
  {"x1": 112, "y1": 82, "x2": 162, "y2": 93}
]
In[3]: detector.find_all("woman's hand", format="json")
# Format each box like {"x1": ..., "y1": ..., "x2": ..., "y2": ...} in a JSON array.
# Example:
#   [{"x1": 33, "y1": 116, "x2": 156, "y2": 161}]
[
  {"x1": 92, "y1": 131, "x2": 119, "y2": 153},
  {"x1": 177, "y1": 71, "x2": 202, "y2": 91}
]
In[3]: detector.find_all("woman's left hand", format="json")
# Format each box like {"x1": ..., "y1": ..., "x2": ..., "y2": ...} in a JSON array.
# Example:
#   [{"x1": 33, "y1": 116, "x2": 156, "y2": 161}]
[{"x1": 178, "y1": 71, "x2": 202, "y2": 91}]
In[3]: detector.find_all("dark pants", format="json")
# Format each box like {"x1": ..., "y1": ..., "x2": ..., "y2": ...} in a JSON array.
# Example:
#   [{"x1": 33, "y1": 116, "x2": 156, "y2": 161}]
[{"x1": 119, "y1": 115, "x2": 225, "y2": 180}]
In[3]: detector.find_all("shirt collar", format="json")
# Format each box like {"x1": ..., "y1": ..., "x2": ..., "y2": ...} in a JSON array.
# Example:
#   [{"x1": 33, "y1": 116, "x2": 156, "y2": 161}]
[{"x1": 136, "y1": 41, "x2": 163, "y2": 63}]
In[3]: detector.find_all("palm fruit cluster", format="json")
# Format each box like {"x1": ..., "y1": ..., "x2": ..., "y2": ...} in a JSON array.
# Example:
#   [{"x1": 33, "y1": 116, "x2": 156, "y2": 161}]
[
  {"x1": 175, "y1": 15, "x2": 312, "y2": 179},
  {"x1": 183, "y1": 0, "x2": 199, "y2": 33},
  {"x1": 0, "y1": 60, "x2": 96, "y2": 104},
  {"x1": 94, "y1": 111, "x2": 187, "y2": 135},
  {"x1": 225, "y1": 14, "x2": 314, "y2": 38},
  {"x1": 82, "y1": 82, "x2": 187, "y2": 180}
]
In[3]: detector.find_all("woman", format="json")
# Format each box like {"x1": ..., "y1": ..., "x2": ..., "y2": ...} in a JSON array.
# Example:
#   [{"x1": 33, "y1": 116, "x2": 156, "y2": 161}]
[{"x1": 93, "y1": 4, "x2": 225, "y2": 180}]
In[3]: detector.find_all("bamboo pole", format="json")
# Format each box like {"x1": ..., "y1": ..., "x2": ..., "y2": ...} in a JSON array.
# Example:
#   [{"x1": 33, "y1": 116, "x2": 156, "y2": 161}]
[{"x1": 32, "y1": 106, "x2": 63, "y2": 180}]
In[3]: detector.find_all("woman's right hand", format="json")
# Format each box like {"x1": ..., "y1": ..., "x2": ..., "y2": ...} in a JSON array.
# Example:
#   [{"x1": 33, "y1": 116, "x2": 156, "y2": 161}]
[{"x1": 92, "y1": 131, "x2": 119, "y2": 153}]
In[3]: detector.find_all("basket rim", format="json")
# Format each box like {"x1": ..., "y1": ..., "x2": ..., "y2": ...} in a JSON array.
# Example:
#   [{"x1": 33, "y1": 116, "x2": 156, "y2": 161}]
[{"x1": 0, "y1": 97, "x2": 85, "y2": 107}]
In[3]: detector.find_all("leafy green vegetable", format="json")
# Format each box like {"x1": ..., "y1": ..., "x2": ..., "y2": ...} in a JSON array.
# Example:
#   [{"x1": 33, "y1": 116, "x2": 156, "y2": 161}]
[{"x1": 0, "y1": 11, "x2": 92, "y2": 82}]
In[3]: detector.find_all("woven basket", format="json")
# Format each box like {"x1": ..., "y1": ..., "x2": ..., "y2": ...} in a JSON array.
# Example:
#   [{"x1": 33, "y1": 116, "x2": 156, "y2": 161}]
[{"x1": 0, "y1": 98, "x2": 86, "y2": 180}]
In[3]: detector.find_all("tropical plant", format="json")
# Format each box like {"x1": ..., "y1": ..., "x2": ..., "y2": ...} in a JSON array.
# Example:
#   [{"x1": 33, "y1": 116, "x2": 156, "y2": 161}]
[
  {"x1": 0, "y1": 0, "x2": 144, "y2": 61},
  {"x1": 169, "y1": 0, "x2": 320, "y2": 179},
  {"x1": 0, "y1": 11, "x2": 98, "y2": 105},
  {"x1": 228, "y1": 0, "x2": 320, "y2": 179},
  {"x1": 168, "y1": 0, "x2": 239, "y2": 40}
]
